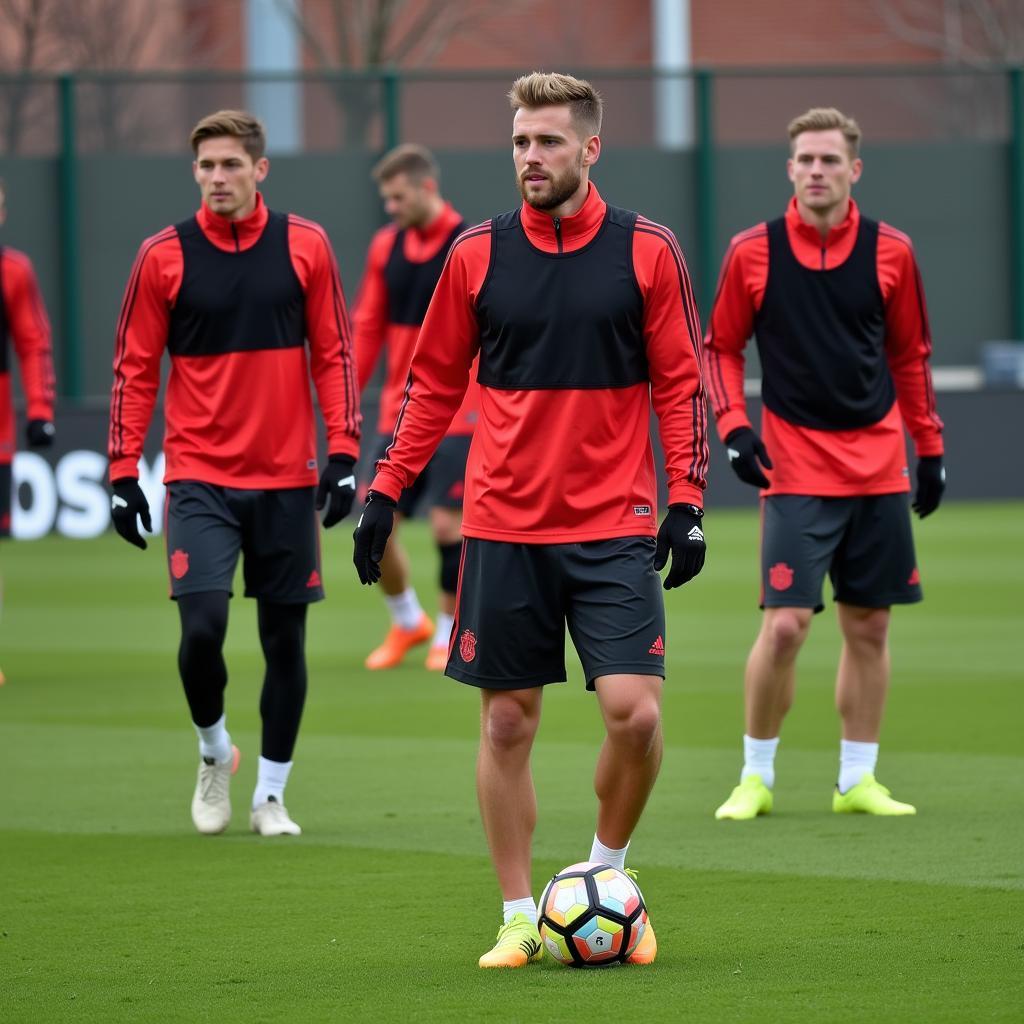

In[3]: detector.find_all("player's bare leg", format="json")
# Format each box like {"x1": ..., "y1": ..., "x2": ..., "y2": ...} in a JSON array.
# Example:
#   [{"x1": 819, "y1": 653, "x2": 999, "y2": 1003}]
[
  {"x1": 717, "y1": 607, "x2": 812, "y2": 819},
  {"x1": 592, "y1": 674, "x2": 663, "y2": 965},
  {"x1": 477, "y1": 686, "x2": 543, "y2": 900},
  {"x1": 592, "y1": 674, "x2": 663, "y2": 848},
  {"x1": 365, "y1": 513, "x2": 433, "y2": 669},
  {"x1": 745, "y1": 607, "x2": 813, "y2": 738},
  {"x1": 377, "y1": 514, "x2": 409, "y2": 596},
  {"x1": 831, "y1": 602, "x2": 911, "y2": 812},
  {"x1": 835, "y1": 603, "x2": 890, "y2": 742},
  {"x1": 426, "y1": 506, "x2": 462, "y2": 669}
]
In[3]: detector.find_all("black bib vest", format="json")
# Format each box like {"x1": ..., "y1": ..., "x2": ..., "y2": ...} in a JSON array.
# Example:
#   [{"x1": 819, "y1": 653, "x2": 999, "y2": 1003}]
[
  {"x1": 0, "y1": 248, "x2": 8, "y2": 374},
  {"x1": 167, "y1": 211, "x2": 305, "y2": 357},
  {"x1": 754, "y1": 216, "x2": 894, "y2": 430},
  {"x1": 384, "y1": 221, "x2": 466, "y2": 326},
  {"x1": 475, "y1": 206, "x2": 647, "y2": 389}
]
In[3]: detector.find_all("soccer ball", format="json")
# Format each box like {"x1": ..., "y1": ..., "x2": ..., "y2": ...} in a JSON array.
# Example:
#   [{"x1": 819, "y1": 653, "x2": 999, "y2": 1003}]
[{"x1": 538, "y1": 861, "x2": 648, "y2": 967}]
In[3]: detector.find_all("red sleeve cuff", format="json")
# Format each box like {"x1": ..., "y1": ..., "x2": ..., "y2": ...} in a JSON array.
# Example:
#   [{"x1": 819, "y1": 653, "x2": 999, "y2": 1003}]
[
  {"x1": 667, "y1": 482, "x2": 705, "y2": 507},
  {"x1": 368, "y1": 467, "x2": 403, "y2": 502},
  {"x1": 715, "y1": 409, "x2": 752, "y2": 443}
]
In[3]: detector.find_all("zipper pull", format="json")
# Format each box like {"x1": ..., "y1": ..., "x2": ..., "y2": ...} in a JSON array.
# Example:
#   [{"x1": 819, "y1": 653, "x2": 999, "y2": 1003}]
[{"x1": 553, "y1": 217, "x2": 562, "y2": 252}]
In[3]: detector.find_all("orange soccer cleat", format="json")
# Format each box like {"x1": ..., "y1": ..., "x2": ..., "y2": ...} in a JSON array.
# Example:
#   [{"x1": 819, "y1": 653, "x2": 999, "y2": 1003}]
[
  {"x1": 627, "y1": 916, "x2": 657, "y2": 964},
  {"x1": 364, "y1": 613, "x2": 434, "y2": 670}
]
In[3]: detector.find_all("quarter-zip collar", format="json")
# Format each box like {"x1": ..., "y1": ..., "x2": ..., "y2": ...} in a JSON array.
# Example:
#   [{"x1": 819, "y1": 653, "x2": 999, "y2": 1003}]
[
  {"x1": 196, "y1": 191, "x2": 269, "y2": 253},
  {"x1": 519, "y1": 182, "x2": 606, "y2": 254},
  {"x1": 785, "y1": 195, "x2": 860, "y2": 270}
]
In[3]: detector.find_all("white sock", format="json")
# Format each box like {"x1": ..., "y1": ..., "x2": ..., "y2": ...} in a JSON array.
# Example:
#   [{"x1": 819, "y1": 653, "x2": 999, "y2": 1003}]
[
  {"x1": 194, "y1": 714, "x2": 232, "y2": 764},
  {"x1": 253, "y1": 756, "x2": 293, "y2": 808},
  {"x1": 502, "y1": 896, "x2": 538, "y2": 926},
  {"x1": 432, "y1": 612, "x2": 454, "y2": 648},
  {"x1": 590, "y1": 834, "x2": 629, "y2": 870},
  {"x1": 838, "y1": 739, "x2": 879, "y2": 794},
  {"x1": 741, "y1": 734, "x2": 780, "y2": 789},
  {"x1": 385, "y1": 588, "x2": 424, "y2": 631}
]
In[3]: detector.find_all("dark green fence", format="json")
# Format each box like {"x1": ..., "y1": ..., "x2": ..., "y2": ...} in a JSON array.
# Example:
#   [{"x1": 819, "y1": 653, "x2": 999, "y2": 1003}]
[{"x1": 0, "y1": 66, "x2": 1021, "y2": 399}]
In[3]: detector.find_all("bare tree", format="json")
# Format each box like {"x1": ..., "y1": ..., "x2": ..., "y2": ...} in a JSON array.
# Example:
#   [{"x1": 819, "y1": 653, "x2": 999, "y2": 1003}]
[
  {"x1": 870, "y1": 0, "x2": 1024, "y2": 64},
  {"x1": 0, "y1": 0, "x2": 61, "y2": 154},
  {"x1": 275, "y1": 0, "x2": 535, "y2": 146},
  {"x1": 865, "y1": 0, "x2": 1024, "y2": 136}
]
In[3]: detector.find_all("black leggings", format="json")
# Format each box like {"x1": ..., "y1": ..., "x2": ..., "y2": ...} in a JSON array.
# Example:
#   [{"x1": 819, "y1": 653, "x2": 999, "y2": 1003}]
[{"x1": 177, "y1": 593, "x2": 308, "y2": 763}]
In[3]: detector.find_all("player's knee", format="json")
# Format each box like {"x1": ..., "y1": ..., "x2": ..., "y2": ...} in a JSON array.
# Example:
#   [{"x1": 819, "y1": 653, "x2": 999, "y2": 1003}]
[
  {"x1": 438, "y1": 541, "x2": 462, "y2": 595},
  {"x1": 842, "y1": 607, "x2": 890, "y2": 653},
  {"x1": 605, "y1": 698, "x2": 661, "y2": 755},
  {"x1": 764, "y1": 609, "x2": 811, "y2": 658},
  {"x1": 483, "y1": 697, "x2": 538, "y2": 753}
]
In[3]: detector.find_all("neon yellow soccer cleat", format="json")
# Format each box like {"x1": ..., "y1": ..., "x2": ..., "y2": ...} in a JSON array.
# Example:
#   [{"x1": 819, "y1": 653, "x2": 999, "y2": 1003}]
[
  {"x1": 833, "y1": 774, "x2": 916, "y2": 815},
  {"x1": 624, "y1": 870, "x2": 657, "y2": 964},
  {"x1": 478, "y1": 913, "x2": 543, "y2": 969},
  {"x1": 714, "y1": 774, "x2": 773, "y2": 820}
]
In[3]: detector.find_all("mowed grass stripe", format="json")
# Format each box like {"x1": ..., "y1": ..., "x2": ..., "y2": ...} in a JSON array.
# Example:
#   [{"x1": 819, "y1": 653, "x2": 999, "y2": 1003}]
[
  {"x1": 3, "y1": 721, "x2": 1020, "y2": 891},
  {"x1": 2, "y1": 839, "x2": 1022, "y2": 1024}
]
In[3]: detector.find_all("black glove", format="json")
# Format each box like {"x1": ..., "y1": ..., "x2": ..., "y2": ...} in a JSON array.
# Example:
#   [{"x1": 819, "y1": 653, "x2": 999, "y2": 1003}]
[
  {"x1": 654, "y1": 504, "x2": 706, "y2": 590},
  {"x1": 27, "y1": 419, "x2": 55, "y2": 447},
  {"x1": 110, "y1": 477, "x2": 152, "y2": 550},
  {"x1": 725, "y1": 427, "x2": 773, "y2": 489},
  {"x1": 913, "y1": 455, "x2": 945, "y2": 519},
  {"x1": 353, "y1": 490, "x2": 397, "y2": 585},
  {"x1": 316, "y1": 454, "x2": 357, "y2": 528}
]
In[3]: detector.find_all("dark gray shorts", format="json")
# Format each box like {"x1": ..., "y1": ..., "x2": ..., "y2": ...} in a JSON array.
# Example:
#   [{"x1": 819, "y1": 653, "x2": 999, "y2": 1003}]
[
  {"x1": 446, "y1": 536, "x2": 666, "y2": 691},
  {"x1": 374, "y1": 433, "x2": 470, "y2": 517},
  {"x1": 164, "y1": 481, "x2": 323, "y2": 603},
  {"x1": 761, "y1": 493, "x2": 922, "y2": 612}
]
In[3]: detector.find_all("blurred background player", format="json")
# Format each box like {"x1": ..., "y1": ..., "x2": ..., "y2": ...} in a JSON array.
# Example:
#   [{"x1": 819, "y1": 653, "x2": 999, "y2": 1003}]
[
  {"x1": 704, "y1": 107, "x2": 945, "y2": 821},
  {"x1": 0, "y1": 178, "x2": 57, "y2": 684},
  {"x1": 354, "y1": 144, "x2": 474, "y2": 671},
  {"x1": 354, "y1": 72, "x2": 708, "y2": 968},
  {"x1": 107, "y1": 111, "x2": 360, "y2": 837}
]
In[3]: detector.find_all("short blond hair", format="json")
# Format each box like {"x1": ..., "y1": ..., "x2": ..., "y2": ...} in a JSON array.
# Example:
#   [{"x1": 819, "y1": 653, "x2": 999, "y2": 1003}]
[
  {"x1": 372, "y1": 144, "x2": 439, "y2": 184},
  {"x1": 508, "y1": 71, "x2": 603, "y2": 138},
  {"x1": 189, "y1": 110, "x2": 266, "y2": 161},
  {"x1": 788, "y1": 107, "x2": 861, "y2": 157}
]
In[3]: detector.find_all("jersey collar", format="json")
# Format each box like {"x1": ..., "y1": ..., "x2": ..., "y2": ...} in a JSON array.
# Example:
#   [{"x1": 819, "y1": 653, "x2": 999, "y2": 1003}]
[
  {"x1": 519, "y1": 182, "x2": 606, "y2": 253},
  {"x1": 411, "y1": 201, "x2": 463, "y2": 245},
  {"x1": 197, "y1": 192, "x2": 270, "y2": 251},
  {"x1": 785, "y1": 195, "x2": 860, "y2": 250}
]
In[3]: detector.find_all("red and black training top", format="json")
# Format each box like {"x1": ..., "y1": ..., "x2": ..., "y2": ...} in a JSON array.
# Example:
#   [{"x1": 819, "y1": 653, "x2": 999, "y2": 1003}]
[
  {"x1": 704, "y1": 197, "x2": 943, "y2": 496},
  {"x1": 370, "y1": 184, "x2": 708, "y2": 545},
  {"x1": 109, "y1": 193, "x2": 360, "y2": 488},
  {"x1": 354, "y1": 202, "x2": 479, "y2": 436},
  {"x1": 0, "y1": 245, "x2": 56, "y2": 466}
]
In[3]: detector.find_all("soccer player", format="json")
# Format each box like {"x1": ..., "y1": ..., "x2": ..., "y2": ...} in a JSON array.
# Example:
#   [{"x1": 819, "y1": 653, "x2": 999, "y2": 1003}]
[
  {"x1": 108, "y1": 110, "x2": 360, "y2": 837},
  {"x1": 353, "y1": 73, "x2": 708, "y2": 967},
  {"x1": 704, "y1": 107, "x2": 945, "y2": 820},
  {"x1": 354, "y1": 144, "x2": 475, "y2": 671},
  {"x1": 0, "y1": 178, "x2": 57, "y2": 684}
]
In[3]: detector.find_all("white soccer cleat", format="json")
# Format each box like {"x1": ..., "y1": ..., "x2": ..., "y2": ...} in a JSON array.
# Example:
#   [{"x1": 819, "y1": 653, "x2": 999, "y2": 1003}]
[
  {"x1": 250, "y1": 796, "x2": 302, "y2": 836},
  {"x1": 191, "y1": 744, "x2": 240, "y2": 835}
]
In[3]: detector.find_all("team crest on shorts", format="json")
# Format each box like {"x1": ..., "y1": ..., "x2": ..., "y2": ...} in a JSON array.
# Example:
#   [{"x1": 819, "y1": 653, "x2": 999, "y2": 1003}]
[
  {"x1": 769, "y1": 562, "x2": 793, "y2": 591},
  {"x1": 459, "y1": 629, "x2": 477, "y2": 663},
  {"x1": 170, "y1": 549, "x2": 190, "y2": 580}
]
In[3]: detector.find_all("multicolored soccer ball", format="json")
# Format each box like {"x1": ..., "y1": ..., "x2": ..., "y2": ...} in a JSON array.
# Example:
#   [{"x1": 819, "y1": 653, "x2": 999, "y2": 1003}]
[{"x1": 538, "y1": 861, "x2": 648, "y2": 966}]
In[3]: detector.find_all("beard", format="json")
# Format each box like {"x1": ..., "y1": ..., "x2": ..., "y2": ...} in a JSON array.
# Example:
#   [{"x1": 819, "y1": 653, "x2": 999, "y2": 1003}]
[{"x1": 517, "y1": 155, "x2": 584, "y2": 210}]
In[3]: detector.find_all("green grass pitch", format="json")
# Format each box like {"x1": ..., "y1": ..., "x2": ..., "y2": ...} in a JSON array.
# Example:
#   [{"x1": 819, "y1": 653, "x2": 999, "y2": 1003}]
[{"x1": 1, "y1": 502, "x2": 1021, "y2": 1023}]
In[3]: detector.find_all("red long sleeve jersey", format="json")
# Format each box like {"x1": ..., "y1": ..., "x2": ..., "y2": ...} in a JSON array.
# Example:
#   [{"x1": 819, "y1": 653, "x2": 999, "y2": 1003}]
[
  {"x1": 109, "y1": 194, "x2": 360, "y2": 487},
  {"x1": 354, "y1": 202, "x2": 479, "y2": 436},
  {"x1": 704, "y1": 198, "x2": 943, "y2": 496},
  {"x1": 371, "y1": 184, "x2": 708, "y2": 544},
  {"x1": 0, "y1": 246, "x2": 56, "y2": 465}
]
